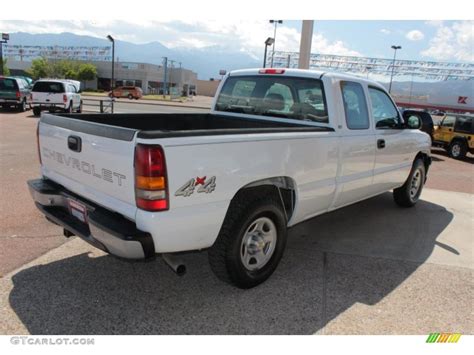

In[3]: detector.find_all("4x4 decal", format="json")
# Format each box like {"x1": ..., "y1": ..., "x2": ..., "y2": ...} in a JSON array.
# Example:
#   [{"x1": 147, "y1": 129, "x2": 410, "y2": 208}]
[{"x1": 175, "y1": 176, "x2": 216, "y2": 197}]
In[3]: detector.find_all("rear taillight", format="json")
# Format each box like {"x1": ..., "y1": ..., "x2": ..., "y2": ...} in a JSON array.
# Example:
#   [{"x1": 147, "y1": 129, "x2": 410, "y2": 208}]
[
  {"x1": 134, "y1": 144, "x2": 169, "y2": 211},
  {"x1": 63, "y1": 94, "x2": 67, "y2": 103},
  {"x1": 258, "y1": 68, "x2": 285, "y2": 74},
  {"x1": 36, "y1": 123, "x2": 42, "y2": 164},
  {"x1": 16, "y1": 91, "x2": 21, "y2": 99}
]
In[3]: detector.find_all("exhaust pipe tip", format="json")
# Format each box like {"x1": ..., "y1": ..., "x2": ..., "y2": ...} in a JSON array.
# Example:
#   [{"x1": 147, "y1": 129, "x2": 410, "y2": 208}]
[{"x1": 162, "y1": 253, "x2": 186, "y2": 276}]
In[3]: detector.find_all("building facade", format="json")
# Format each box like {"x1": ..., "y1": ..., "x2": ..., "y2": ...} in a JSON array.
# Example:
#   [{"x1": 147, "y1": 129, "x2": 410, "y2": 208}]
[{"x1": 7, "y1": 59, "x2": 198, "y2": 95}]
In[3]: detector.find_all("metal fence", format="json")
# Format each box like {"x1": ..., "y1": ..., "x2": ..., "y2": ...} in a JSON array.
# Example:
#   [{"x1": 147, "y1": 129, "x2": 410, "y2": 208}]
[{"x1": 82, "y1": 98, "x2": 115, "y2": 113}]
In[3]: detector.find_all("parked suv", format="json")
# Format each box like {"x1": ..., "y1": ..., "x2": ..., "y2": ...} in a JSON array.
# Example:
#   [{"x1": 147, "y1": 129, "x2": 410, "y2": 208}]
[
  {"x1": 109, "y1": 86, "x2": 143, "y2": 100},
  {"x1": 0, "y1": 76, "x2": 31, "y2": 112},
  {"x1": 31, "y1": 79, "x2": 82, "y2": 116},
  {"x1": 432, "y1": 114, "x2": 474, "y2": 159}
]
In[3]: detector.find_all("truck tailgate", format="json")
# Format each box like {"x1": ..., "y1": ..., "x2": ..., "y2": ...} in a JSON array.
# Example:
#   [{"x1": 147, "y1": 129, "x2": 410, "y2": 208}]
[{"x1": 38, "y1": 113, "x2": 138, "y2": 220}]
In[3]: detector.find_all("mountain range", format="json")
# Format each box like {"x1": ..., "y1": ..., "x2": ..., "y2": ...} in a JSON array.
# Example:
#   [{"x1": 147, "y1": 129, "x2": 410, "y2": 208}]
[{"x1": 6, "y1": 32, "x2": 260, "y2": 79}]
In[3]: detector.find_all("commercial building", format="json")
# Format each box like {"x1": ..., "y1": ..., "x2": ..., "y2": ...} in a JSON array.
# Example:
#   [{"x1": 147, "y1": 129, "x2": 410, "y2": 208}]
[{"x1": 7, "y1": 58, "x2": 198, "y2": 95}]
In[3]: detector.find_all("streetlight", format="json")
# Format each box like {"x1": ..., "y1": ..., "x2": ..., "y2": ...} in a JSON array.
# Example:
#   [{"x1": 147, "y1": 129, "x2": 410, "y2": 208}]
[
  {"x1": 263, "y1": 37, "x2": 274, "y2": 68},
  {"x1": 388, "y1": 45, "x2": 401, "y2": 93},
  {"x1": 107, "y1": 35, "x2": 115, "y2": 92},
  {"x1": 0, "y1": 33, "x2": 10, "y2": 76},
  {"x1": 269, "y1": 20, "x2": 283, "y2": 67}
]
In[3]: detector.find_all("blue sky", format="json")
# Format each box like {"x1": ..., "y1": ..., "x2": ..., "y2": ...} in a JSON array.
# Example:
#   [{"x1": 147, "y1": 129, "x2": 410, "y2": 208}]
[{"x1": 0, "y1": 20, "x2": 472, "y2": 62}]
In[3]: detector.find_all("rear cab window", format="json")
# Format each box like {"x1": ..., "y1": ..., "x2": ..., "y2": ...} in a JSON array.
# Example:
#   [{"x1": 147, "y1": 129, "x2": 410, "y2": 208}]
[
  {"x1": 32, "y1": 81, "x2": 65, "y2": 93},
  {"x1": 215, "y1": 75, "x2": 329, "y2": 124}
]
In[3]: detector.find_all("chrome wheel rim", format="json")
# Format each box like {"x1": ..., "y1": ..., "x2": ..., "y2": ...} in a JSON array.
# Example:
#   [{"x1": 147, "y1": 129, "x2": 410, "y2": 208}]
[
  {"x1": 409, "y1": 168, "x2": 422, "y2": 200},
  {"x1": 240, "y1": 217, "x2": 277, "y2": 271},
  {"x1": 451, "y1": 144, "x2": 461, "y2": 157}
]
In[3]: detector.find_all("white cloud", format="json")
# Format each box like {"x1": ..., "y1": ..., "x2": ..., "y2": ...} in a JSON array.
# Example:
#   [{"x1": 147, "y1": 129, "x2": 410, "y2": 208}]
[
  {"x1": 421, "y1": 21, "x2": 474, "y2": 61},
  {"x1": 406, "y1": 30, "x2": 425, "y2": 41},
  {"x1": 0, "y1": 20, "x2": 361, "y2": 58},
  {"x1": 380, "y1": 29, "x2": 391, "y2": 35}
]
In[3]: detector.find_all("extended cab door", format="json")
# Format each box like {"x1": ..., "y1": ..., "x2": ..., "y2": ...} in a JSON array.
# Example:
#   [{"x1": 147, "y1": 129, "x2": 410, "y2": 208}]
[
  {"x1": 368, "y1": 86, "x2": 415, "y2": 192},
  {"x1": 332, "y1": 80, "x2": 376, "y2": 208}
]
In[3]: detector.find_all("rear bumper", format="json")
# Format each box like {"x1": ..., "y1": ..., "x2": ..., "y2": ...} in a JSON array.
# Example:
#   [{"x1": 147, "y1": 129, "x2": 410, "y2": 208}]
[
  {"x1": 0, "y1": 98, "x2": 22, "y2": 104},
  {"x1": 31, "y1": 103, "x2": 67, "y2": 110},
  {"x1": 28, "y1": 178, "x2": 155, "y2": 260}
]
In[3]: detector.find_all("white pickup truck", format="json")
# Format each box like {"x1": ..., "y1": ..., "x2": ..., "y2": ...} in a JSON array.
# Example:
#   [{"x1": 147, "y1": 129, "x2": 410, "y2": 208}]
[{"x1": 28, "y1": 68, "x2": 431, "y2": 288}]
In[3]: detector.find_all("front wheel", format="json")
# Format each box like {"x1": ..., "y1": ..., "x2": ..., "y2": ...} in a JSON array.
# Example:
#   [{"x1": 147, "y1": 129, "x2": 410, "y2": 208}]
[
  {"x1": 208, "y1": 190, "x2": 287, "y2": 289},
  {"x1": 128, "y1": 94, "x2": 133, "y2": 100},
  {"x1": 76, "y1": 100, "x2": 83, "y2": 113},
  {"x1": 448, "y1": 140, "x2": 467, "y2": 160},
  {"x1": 393, "y1": 158, "x2": 426, "y2": 207}
]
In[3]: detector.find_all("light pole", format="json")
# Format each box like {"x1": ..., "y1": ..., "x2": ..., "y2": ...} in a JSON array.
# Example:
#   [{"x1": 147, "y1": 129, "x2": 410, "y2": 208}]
[
  {"x1": 269, "y1": 20, "x2": 283, "y2": 67},
  {"x1": 106, "y1": 35, "x2": 115, "y2": 92},
  {"x1": 263, "y1": 37, "x2": 274, "y2": 68},
  {"x1": 388, "y1": 45, "x2": 401, "y2": 93},
  {"x1": 0, "y1": 33, "x2": 9, "y2": 76}
]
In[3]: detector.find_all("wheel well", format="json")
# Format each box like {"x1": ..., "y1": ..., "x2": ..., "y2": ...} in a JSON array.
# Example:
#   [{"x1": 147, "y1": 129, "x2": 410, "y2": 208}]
[
  {"x1": 450, "y1": 137, "x2": 468, "y2": 146},
  {"x1": 232, "y1": 177, "x2": 296, "y2": 222},
  {"x1": 415, "y1": 151, "x2": 431, "y2": 175}
]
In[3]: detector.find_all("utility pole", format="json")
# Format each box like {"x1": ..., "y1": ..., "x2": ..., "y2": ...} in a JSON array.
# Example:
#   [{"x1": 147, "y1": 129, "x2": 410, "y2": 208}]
[
  {"x1": 169, "y1": 60, "x2": 176, "y2": 98},
  {"x1": 162, "y1": 57, "x2": 168, "y2": 97}
]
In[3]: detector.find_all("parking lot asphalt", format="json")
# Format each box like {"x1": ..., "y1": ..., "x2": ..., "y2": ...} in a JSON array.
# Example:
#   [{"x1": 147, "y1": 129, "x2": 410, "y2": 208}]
[{"x1": 0, "y1": 108, "x2": 473, "y2": 334}]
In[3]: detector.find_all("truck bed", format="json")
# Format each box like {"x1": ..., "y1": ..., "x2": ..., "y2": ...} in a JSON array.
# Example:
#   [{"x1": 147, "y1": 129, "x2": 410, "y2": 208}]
[{"x1": 42, "y1": 113, "x2": 332, "y2": 141}]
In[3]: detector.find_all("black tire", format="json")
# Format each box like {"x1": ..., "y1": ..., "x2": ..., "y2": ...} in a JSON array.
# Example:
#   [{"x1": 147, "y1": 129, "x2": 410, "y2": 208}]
[
  {"x1": 448, "y1": 140, "x2": 467, "y2": 160},
  {"x1": 65, "y1": 102, "x2": 73, "y2": 114},
  {"x1": 208, "y1": 189, "x2": 287, "y2": 289},
  {"x1": 128, "y1": 94, "x2": 133, "y2": 100},
  {"x1": 393, "y1": 158, "x2": 426, "y2": 207},
  {"x1": 76, "y1": 100, "x2": 83, "y2": 113},
  {"x1": 33, "y1": 107, "x2": 41, "y2": 117},
  {"x1": 18, "y1": 99, "x2": 26, "y2": 112}
]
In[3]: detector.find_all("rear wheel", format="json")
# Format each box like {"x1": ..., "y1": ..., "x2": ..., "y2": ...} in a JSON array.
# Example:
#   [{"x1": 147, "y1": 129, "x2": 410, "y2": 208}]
[
  {"x1": 18, "y1": 99, "x2": 26, "y2": 112},
  {"x1": 208, "y1": 190, "x2": 287, "y2": 289},
  {"x1": 393, "y1": 158, "x2": 425, "y2": 207},
  {"x1": 128, "y1": 94, "x2": 133, "y2": 100},
  {"x1": 76, "y1": 100, "x2": 83, "y2": 113},
  {"x1": 66, "y1": 101, "x2": 73, "y2": 113},
  {"x1": 33, "y1": 107, "x2": 41, "y2": 117},
  {"x1": 448, "y1": 140, "x2": 467, "y2": 160}
]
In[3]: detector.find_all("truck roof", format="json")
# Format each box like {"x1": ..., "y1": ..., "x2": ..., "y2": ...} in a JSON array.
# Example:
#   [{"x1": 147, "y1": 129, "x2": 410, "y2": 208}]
[{"x1": 228, "y1": 68, "x2": 386, "y2": 90}]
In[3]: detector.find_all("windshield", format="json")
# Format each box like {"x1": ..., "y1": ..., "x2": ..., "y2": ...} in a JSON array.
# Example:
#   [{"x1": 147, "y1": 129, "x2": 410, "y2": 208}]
[
  {"x1": 32, "y1": 81, "x2": 65, "y2": 93},
  {"x1": 215, "y1": 75, "x2": 329, "y2": 123}
]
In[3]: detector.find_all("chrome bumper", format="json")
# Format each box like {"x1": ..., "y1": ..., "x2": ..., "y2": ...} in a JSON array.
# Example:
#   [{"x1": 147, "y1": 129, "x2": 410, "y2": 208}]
[{"x1": 28, "y1": 179, "x2": 155, "y2": 260}]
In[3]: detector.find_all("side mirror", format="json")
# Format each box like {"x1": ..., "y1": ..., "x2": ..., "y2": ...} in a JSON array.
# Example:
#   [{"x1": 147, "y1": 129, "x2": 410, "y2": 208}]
[{"x1": 406, "y1": 115, "x2": 422, "y2": 129}]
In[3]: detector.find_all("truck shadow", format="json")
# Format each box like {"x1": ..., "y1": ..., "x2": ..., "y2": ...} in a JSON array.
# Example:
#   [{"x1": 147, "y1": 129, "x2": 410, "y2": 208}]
[{"x1": 8, "y1": 193, "x2": 454, "y2": 334}]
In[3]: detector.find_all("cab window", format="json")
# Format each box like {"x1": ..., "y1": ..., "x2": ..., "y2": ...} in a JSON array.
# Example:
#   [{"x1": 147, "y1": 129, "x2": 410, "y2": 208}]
[
  {"x1": 454, "y1": 116, "x2": 473, "y2": 134},
  {"x1": 341, "y1": 81, "x2": 370, "y2": 129},
  {"x1": 368, "y1": 87, "x2": 401, "y2": 128}
]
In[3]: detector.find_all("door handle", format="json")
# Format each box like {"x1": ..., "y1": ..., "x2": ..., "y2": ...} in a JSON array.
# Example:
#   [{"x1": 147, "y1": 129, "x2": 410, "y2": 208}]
[{"x1": 377, "y1": 139, "x2": 386, "y2": 149}]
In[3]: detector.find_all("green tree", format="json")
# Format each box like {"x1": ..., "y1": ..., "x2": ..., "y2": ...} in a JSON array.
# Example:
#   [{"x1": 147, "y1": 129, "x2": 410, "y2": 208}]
[
  {"x1": 27, "y1": 58, "x2": 50, "y2": 79},
  {"x1": 77, "y1": 63, "x2": 97, "y2": 81},
  {"x1": 2, "y1": 58, "x2": 10, "y2": 76}
]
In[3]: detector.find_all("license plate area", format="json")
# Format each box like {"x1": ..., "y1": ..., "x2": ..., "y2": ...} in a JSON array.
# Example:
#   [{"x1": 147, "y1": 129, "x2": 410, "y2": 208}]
[{"x1": 67, "y1": 199, "x2": 88, "y2": 223}]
